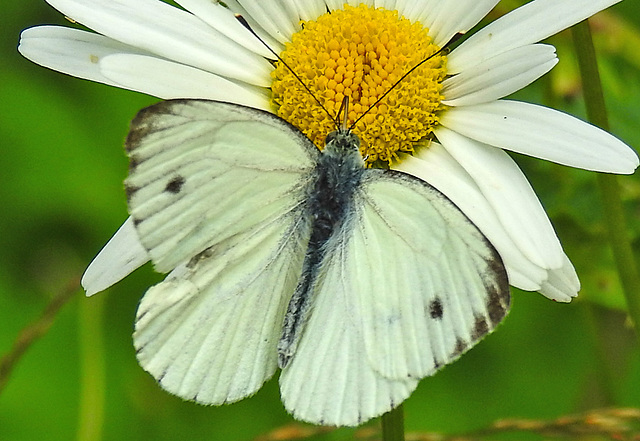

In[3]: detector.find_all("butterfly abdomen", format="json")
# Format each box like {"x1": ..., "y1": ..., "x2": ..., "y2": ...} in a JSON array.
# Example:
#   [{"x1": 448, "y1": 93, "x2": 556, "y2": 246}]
[{"x1": 278, "y1": 130, "x2": 365, "y2": 368}]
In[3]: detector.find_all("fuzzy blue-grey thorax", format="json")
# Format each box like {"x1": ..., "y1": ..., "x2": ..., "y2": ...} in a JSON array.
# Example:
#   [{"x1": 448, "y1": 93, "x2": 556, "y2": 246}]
[{"x1": 278, "y1": 128, "x2": 365, "y2": 368}]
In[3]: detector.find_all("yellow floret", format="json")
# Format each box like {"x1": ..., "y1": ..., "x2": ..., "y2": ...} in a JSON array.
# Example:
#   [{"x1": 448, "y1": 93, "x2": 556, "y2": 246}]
[{"x1": 271, "y1": 4, "x2": 447, "y2": 166}]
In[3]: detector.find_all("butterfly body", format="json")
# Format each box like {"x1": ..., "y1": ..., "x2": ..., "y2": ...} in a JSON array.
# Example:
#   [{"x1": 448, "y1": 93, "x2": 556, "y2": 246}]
[
  {"x1": 279, "y1": 129, "x2": 365, "y2": 368},
  {"x1": 126, "y1": 99, "x2": 509, "y2": 426}
]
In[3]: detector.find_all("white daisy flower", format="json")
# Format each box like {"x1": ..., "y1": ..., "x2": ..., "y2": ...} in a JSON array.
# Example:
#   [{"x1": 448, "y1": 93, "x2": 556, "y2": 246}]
[{"x1": 19, "y1": 0, "x2": 638, "y2": 301}]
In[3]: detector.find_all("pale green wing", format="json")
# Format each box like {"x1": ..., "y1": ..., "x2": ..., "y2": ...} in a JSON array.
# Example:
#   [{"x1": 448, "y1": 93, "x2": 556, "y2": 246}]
[
  {"x1": 280, "y1": 170, "x2": 509, "y2": 425},
  {"x1": 351, "y1": 171, "x2": 509, "y2": 380},
  {"x1": 135, "y1": 212, "x2": 310, "y2": 404},
  {"x1": 127, "y1": 99, "x2": 317, "y2": 404},
  {"x1": 279, "y1": 219, "x2": 418, "y2": 425},
  {"x1": 125, "y1": 99, "x2": 318, "y2": 272}
]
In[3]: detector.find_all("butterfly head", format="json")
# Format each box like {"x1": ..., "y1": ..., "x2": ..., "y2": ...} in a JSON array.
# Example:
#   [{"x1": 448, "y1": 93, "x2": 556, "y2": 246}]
[
  {"x1": 324, "y1": 128, "x2": 361, "y2": 157},
  {"x1": 323, "y1": 96, "x2": 362, "y2": 160}
]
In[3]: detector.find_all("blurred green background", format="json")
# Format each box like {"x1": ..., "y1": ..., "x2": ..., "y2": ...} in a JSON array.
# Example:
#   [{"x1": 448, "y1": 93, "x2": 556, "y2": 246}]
[{"x1": 2, "y1": 1, "x2": 639, "y2": 440}]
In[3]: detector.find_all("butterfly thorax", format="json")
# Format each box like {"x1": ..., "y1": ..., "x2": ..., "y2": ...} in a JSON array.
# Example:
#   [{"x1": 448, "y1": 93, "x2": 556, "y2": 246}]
[
  {"x1": 308, "y1": 129, "x2": 364, "y2": 245},
  {"x1": 278, "y1": 129, "x2": 365, "y2": 368}
]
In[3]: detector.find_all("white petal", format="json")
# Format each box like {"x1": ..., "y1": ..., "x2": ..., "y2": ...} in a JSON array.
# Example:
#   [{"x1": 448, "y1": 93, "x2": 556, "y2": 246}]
[
  {"x1": 394, "y1": 143, "x2": 548, "y2": 291},
  {"x1": 99, "y1": 54, "x2": 270, "y2": 109},
  {"x1": 538, "y1": 254, "x2": 580, "y2": 302},
  {"x1": 44, "y1": 0, "x2": 272, "y2": 86},
  {"x1": 399, "y1": 0, "x2": 436, "y2": 21},
  {"x1": 435, "y1": 126, "x2": 564, "y2": 270},
  {"x1": 442, "y1": 44, "x2": 558, "y2": 106},
  {"x1": 349, "y1": 0, "x2": 374, "y2": 6},
  {"x1": 18, "y1": 26, "x2": 146, "y2": 88},
  {"x1": 236, "y1": 0, "x2": 298, "y2": 43},
  {"x1": 82, "y1": 218, "x2": 150, "y2": 296},
  {"x1": 448, "y1": 0, "x2": 623, "y2": 73},
  {"x1": 374, "y1": 0, "x2": 398, "y2": 10},
  {"x1": 286, "y1": 0, "x2": 326, "y2": 21},
  {"x1": 327, "y1": 0, "x2": 373, "y2": 8},
  {"x1": 440, "y1": 100, "x2": 639, "y2": 173},
  {"x1": 394, "y1": 0, "x2": 415, "y2": 17},
  {"x1": 220, "y1": 0, "x2": 285, "y2": 52},
  {"x1": 174, "y1": 0, "x2": 274, "y2": 58},
  {"x1": 323, "y1": 0, "x2": 343, "y2": 11},
  {"x1": 415, "y1": 0, "x2": 500, "y2": 47}
]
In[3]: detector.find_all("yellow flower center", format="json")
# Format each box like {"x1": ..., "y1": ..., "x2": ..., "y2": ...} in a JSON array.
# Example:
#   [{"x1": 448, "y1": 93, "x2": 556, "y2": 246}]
[{"x1": 270, "y1": 4, "x2": 447, "y2": 166}]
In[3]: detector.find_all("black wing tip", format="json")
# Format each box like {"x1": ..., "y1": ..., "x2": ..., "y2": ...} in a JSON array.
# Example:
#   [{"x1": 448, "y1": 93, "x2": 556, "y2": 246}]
[
  {"x1": 128, "y1": 153, "x2": 140, "y2": 172},
  {"x1": 486, "y1": 250, "x2": 511, "y2": 319},
  {"x1": 486, "y1": 282, "x2": 510, "y2": 326},
  {"x1": 471, "y1": 315, "x2": 490, "y2": 341},
  {"x1": 125, "y1": 182, "x2": 139, "y2": 200},
  {"x1": 125, "y1": 99, "x2": 197, "y2": 153},
  {"x1": 451, "y1": 337, "x2": 469, "y2": 358}
]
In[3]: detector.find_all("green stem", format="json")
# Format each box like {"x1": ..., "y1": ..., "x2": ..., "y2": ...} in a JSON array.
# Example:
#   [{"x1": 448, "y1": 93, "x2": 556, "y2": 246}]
[
  {"x1": 571, "y1": 20, "x2": 640, "y2": 332},
  {"x1": 0, "y1": 281, "x2": 78, "y2": 394},
  {"x1": 381, "y1": 404, "x2": 405, "y2": 441},
  {"x1": 77, "y1": 295, "x2": 106, "y2": 441}
]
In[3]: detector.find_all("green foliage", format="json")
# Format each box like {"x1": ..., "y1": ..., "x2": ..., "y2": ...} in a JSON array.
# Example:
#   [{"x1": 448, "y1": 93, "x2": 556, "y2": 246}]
[{"x1": 2, "y1": 1, "x2": 639, "y2": 440}]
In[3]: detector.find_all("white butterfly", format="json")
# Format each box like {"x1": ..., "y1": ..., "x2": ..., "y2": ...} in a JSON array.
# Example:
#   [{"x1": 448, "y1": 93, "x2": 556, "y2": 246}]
[{"x1": 126, "y1": 98, "x2": 509, "y2": 426}]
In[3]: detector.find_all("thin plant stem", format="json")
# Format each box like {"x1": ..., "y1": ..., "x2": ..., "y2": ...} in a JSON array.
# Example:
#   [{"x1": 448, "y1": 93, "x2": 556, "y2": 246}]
[
  {"x1": 77, "y1": 294, "x2": 106, "y2": 441},
  {"x1": 571, "y1": 20, "x2": 640, "y2": 333},
  {"x1": 381, "y1": 404, "x2": 405, "y2": 441},
  {"x1": 0, "y1": 279, "x2": 79, "y2": 393}
]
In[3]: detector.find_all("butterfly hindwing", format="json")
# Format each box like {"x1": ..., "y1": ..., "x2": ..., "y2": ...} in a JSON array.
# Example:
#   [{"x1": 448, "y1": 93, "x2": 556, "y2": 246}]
[
  {"x1": 127, "y1": 100, "x2": 318, "y2": 404},
  {"x1": 280, "y1": 169, "x2": 509, "y2": 425},
  {"x1": 279, "y1": 210, "x2": 418, "y2": 425},
  {"x1": 134, "y1": 210, "x2": 311, "y2": 404}
]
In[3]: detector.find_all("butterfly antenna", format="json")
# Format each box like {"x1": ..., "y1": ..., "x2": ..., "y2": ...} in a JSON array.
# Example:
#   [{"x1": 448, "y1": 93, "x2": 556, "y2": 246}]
[
  {"x1": 338, "y1": 96, "x2": 349, "y2": 131},
  {"x1": 235, "y1": 14, "x2": 338, "y2": 127},
  {"x1": 349, "y1": 32, "x2": 465, "y2": 131}
]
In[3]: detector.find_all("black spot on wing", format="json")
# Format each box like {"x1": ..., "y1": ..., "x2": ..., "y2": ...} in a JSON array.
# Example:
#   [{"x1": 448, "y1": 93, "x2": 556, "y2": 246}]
[
  {"x1": 165, "y1": 176, "x2": 185, "y2": 194},
  {"x1": 429, "y1": 298, "x2": 443, "y2": 319}
]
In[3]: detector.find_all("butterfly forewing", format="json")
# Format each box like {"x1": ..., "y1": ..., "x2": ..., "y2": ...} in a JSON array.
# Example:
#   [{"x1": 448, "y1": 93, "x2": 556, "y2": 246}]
[
  {"x1": 135, "y1": 210, "x2": 311, "y2": 404},
  {"x1": 279, "y1": 169, "x2": 509, "y2": 425},
  {"x1": 353, "y1": 171, "x2": 509, "y2": 378},
  {"x1": 125, "y1": 99, "x2": 319, "y2": 272},
  {"x1": 126, "y1": 100, "x2": 319, "y2": 405}
]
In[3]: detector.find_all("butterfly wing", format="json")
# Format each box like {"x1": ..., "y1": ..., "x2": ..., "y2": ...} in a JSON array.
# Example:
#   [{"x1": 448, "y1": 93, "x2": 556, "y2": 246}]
[
  {"x1": 125, "y1": 99, "x2": 317, "y2": 273},
  {"x1": 280, "y1": 169, "x2": 509, "y2": 425},
  {"x1": 126, "y1": 99, "x2": 318, "y2": 404}
]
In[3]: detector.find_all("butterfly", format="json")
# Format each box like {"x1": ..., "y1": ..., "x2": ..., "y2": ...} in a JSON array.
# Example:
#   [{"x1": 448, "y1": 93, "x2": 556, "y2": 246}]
[{"x1": 126, "y1": 98, "x2": 510, "y2": 426}]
